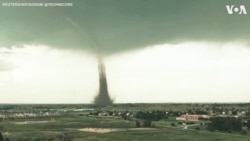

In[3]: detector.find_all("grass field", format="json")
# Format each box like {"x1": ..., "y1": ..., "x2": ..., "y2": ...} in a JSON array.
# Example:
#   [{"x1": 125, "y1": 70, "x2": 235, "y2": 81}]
[{"x1": 0, "y1": 111, "x2": 249, "y2": 141}]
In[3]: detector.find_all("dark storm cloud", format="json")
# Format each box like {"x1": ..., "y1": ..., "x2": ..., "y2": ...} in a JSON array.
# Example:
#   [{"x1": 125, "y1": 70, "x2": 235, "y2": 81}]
[{"x1": 1, "y1": 0, "x2": 250, "y2": 54}]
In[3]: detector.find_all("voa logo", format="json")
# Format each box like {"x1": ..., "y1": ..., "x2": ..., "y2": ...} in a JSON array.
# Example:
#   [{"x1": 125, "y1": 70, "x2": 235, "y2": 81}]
[{"x1": 226, "y1": 5, "x2": 247, "y2": 15}]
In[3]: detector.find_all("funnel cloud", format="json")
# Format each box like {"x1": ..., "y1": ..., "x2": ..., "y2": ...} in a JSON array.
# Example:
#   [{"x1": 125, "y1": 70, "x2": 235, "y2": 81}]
[{"x1": 94, "y1": 58, "x2": 113, "y2": 106}]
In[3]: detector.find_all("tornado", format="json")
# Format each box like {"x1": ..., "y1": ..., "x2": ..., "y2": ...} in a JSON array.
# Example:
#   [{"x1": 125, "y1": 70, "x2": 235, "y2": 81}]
[{"x1": 94, "y1": 57, "x2": 113, "y2": 106}]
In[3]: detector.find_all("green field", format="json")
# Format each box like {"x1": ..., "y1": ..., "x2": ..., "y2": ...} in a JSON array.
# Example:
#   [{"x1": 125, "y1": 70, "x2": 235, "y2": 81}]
[{"x1": 0, "y1": 110, "x2": 249, "y2": 141}]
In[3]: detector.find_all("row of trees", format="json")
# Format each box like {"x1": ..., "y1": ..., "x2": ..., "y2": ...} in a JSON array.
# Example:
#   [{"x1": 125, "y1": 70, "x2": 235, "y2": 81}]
[
  {"x1": 134, "y1": 110, "x2": 167, "y2": 128},
  {"x1": 207, "y1": 117, "x2": 242, "y2": 132},
  {"x1": 135, "y1": 110, "x2": 167, "y2": 121}
]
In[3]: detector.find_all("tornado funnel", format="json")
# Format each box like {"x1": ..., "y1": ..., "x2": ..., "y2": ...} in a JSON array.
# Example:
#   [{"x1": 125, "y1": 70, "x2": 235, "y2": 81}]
[{"x1": 94, "y1": 57, "x2": 113, "y2": 106}]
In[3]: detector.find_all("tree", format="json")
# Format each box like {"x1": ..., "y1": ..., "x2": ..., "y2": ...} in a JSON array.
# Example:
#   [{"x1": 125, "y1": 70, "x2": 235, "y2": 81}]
[
  {"x1": 0, "y1": 132, "x2": 3, "y2": 141},
  {"x1": 171, "y1": 123, "x2": 176, "y2": 127},
  {"x1": 241, "y1": 130, "x2": 247, "y2": 135},
  {"x1": 142, "y1": 120, "x2": 152, "y2": 127},
  {"x1": 4, "y1": 138, "x2": 10, "y2": 141},
  {"x1": 247, "y1": 119, "x2": 250, "y2": 129},
  {"x1": 135, "y1": 120, "x2": 141, "y2": 128},
  {"x1": 208, "y1": 117, "x2": 242, "y2": 132}
]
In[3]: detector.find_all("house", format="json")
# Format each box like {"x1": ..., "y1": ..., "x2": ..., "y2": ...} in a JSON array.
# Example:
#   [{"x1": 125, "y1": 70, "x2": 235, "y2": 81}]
[{"x1": 176, "y1": 114, "x2": 199, "y2": 121}]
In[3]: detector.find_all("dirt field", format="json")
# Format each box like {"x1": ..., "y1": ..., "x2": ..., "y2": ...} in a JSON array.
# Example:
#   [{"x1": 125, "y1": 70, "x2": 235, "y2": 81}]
[
  {"x1": 13, "y1": 120, "x2": 52, "y2": 124},
  {"x1": 78, "y1": 128, "x2": 154, "y2": 133}
]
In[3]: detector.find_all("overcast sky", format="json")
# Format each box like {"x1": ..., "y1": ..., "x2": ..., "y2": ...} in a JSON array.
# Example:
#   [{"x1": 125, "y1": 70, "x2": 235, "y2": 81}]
[{"x1": 0, "y1": 0, "x2": 250, "y2": 103}]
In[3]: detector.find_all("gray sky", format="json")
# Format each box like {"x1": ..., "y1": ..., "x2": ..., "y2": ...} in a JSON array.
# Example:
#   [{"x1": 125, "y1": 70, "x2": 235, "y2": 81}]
[
  {"x1": 1, "y1": 0, "x2": 250, "y2": 53},
  {"x1": 0, "y1": 0, "x2": 250, "y2": 103}
]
